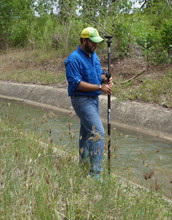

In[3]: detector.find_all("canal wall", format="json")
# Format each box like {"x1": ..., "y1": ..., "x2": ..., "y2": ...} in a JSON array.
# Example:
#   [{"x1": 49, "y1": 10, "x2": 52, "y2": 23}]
[{"x1": 0, "y1": 81, "x2": 172, "y2": 142}]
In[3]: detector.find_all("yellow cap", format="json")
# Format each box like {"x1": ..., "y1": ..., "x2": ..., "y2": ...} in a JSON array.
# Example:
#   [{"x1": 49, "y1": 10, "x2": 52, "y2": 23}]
[{"x1": 80, "y1": 27, "x2": 103, "y2": 43}]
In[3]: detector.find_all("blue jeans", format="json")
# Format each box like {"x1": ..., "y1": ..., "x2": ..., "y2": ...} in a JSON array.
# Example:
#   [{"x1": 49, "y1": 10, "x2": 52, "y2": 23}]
[{"x1": 71, "y1": 96, "x2": 105, "y2": 174}]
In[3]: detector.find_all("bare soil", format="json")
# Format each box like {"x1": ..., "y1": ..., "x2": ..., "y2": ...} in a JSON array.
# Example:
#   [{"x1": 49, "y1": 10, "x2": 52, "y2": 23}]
[{"x1": 103, "y1": 56, "x2": 172, "y2": 80}]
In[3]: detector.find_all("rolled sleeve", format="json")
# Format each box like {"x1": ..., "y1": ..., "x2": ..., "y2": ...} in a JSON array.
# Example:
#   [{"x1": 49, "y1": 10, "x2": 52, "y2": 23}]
[{"x1": 65, "y1": 61, "x2": 82, "y2": 91}]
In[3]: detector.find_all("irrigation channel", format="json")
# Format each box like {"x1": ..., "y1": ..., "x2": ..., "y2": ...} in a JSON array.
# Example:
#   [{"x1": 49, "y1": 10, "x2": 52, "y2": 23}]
[{"x1": 0, "y1": 99, "x2": 172, "y2": 199}]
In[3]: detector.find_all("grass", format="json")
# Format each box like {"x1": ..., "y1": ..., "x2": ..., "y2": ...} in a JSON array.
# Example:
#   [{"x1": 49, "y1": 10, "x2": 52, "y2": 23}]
[
  {"x1": 0, "y1": 49, "x2": 66, "y2": 85},
  {"x1": 0, "y1": 110, "x2": 172, "y2": 219},
  {"x1": 0, "y1": 69, "x2": 66, "y2": 85},
  {"x1": 112, "y1": 71, "x2": 172, "y2": 108}
]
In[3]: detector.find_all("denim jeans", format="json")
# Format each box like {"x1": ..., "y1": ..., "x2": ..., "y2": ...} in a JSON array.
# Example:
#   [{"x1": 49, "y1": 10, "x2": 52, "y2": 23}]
[{"x1": 71, "y1": 96, "x2": 105, "y2": 174}]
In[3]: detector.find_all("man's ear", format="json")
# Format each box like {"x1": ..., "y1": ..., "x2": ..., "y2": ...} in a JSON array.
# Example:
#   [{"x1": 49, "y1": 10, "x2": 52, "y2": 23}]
[{"x1": 82, "y1": 38, "x2": 87, "y2": 45}]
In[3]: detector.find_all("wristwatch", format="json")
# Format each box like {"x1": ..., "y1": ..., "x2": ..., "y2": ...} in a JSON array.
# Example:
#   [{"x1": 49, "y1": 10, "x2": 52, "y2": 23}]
[{"x1": 98, "y1": 85, "x2": 102, "y2": 91}]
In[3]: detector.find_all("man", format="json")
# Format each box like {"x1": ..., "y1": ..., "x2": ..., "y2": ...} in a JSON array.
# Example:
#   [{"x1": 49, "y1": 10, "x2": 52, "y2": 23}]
[{"x1": 65, "y1": 27, "x2": 113, "y2": 179}]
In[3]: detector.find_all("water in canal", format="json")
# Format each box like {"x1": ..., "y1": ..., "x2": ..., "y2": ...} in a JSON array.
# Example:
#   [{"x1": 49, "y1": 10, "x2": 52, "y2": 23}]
[{"x1": 0, "y1": 99, "x2": 172, "y2": 199}]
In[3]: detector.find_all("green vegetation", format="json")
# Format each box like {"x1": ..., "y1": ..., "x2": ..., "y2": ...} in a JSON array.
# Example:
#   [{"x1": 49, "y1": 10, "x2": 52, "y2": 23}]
[
  {"x1": 0, "y1": 0, "x2": 172, "y2": 63},
  {"x1": 1, "y1": 106, "x2": 172, "y2": 219}
]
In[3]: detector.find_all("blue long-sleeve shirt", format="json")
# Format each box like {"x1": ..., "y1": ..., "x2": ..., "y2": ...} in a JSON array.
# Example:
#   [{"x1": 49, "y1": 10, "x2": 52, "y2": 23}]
[{"x1": 65, "y1": 46, "x2": 104, "y2": 96}]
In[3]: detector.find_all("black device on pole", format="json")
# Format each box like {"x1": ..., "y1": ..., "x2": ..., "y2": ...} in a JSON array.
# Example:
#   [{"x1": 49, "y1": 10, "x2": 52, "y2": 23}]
[{"x1": 105, "y1": 36, "x2": 113, "y2": 174}]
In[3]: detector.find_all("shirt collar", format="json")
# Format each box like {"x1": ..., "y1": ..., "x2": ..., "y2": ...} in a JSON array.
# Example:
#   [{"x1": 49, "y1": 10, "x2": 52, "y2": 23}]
[{"x1": 78, "y1": 46, "x2": 93, "y2": 58}]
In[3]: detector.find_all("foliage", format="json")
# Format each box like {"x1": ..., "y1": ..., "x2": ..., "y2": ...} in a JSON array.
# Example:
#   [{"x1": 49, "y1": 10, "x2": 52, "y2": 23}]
[
  {"x1": 161, "y1": 20, "x2": 172, "y2": 55},
  {"x1": 0, "y1": 0, "x2": 172, "y2": 63}
]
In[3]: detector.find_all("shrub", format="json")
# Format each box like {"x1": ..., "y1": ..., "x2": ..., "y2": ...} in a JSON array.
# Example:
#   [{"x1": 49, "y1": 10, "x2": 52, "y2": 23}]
[{"x1": 161, "y1": 21, "x2": 172, "y2": 55}]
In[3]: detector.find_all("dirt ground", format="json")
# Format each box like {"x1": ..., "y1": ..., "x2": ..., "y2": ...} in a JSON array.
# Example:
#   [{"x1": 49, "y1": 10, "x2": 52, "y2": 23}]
[{"x1": 102, "y1": 56, "x2": 172, "y2": 80}]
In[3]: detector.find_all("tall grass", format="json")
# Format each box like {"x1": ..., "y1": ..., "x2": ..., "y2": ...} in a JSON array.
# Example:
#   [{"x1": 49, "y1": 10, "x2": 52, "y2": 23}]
[{"x1": 0, "y1": 117, "x2": 172, "y2": 219}]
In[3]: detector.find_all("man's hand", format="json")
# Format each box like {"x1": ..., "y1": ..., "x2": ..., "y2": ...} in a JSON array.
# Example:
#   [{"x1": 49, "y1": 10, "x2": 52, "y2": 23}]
[
  {"x1": 78, "y1": 78, "x2": 113, "y2": 95},
  {"x1": 101, "y1": 77, "x2": 113, "y2": 95},
  {"x1": 102, "y1": 73, "x2": 113, "y2": 84}
]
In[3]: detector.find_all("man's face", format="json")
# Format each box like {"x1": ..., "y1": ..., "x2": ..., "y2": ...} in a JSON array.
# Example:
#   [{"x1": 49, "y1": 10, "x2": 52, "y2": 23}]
[{"x1": 84, "y1": 39, "x2": 97, "y2": 53}]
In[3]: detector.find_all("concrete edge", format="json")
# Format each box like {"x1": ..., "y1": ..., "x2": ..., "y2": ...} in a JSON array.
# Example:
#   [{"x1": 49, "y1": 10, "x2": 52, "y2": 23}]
[
  {"x1": 1, "y1": 94, "x2": 172, "y2": 144},
  {"x1": 0, "y1": 81, "x2": 172, "y2": 143}
]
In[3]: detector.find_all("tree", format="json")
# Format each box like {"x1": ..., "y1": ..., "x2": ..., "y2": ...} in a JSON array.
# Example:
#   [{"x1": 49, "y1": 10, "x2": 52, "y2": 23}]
[
  {"x1": 140, "y1": 0, "x2": 172, "y2": 10},
  {"x1": 0, "y1": 0, "x2": 35, "y2": 48}
]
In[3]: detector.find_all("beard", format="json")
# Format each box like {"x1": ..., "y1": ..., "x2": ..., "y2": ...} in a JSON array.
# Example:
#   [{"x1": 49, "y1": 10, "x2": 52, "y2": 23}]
[{"x1": 84, "y1": 41, "x2": 96, "y2": 54}]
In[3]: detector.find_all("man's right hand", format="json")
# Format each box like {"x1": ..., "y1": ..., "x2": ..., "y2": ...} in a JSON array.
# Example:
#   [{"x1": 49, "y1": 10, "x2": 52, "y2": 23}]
[{"x1": 101, "y1": 83, "x2": 112, "y2": 95}]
